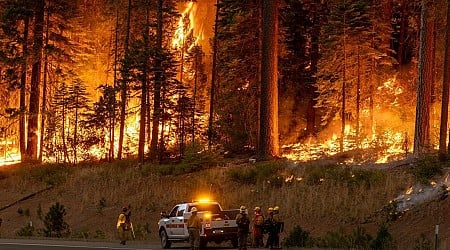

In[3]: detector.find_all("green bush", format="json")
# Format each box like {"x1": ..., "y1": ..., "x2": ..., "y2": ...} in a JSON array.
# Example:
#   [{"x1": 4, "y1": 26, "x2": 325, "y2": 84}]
[
  {"x1": 316, "y1": 229, "x2": 351, "y2": 248},
  {"x1": 16, "y1": 223, "x2": 34, "y2": 237},
  {"x1": 411, "y1": 158, "x2": 443, "y2": 184},
  {"x1": 370, "y1": 223, "x2": 396, "y2": 250},
  {"x1": 227, "y1": 167, "x2": 258, "y2": 184},
  {"x1": 227, "y1": 161, "x2": 287, "y2": 185},
  {"x1": 413, "y1": 233, "x2": 431, "y2": 250},
  {"x1": 351, "y1": 226, "x2": 373, "y2": 249},
  {"x1": 43, "y1": 202, "x2": 70, "y2": 237},
  {"x1": 283, "y1": 225, "x2": 312, "y2": 248}
]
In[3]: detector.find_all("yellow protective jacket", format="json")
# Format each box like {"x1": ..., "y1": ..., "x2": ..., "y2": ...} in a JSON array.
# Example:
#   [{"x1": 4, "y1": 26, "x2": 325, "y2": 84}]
[
  {"x1": 117, "y1": 213, "x2": 126, "y2": 229},
  {"x1": 187, "y1": 214, "x2": 202, "y2": 230}
]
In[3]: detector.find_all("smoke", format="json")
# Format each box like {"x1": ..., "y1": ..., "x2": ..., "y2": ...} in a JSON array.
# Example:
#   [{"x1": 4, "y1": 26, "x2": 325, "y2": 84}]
[{"x1": 393, "y1": 173, "x2": 450, "y2": 213}]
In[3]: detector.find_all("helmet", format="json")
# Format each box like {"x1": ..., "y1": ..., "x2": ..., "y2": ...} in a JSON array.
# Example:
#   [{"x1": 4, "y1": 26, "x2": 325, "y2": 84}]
[
  {"x1": 191, "y1": 207, "x2": 198, "y2": 212},
  {"x1": 274, "y1": 206, "x2": 279, "y2": 211},
  {"x1": 254, "y1": 206, "x2": 261, "y2": 211},
  {"x1": 240, "y1": 205, "x2": 246, "y2": 212},
  {"x1": 268, "y1": 207, "x2": 274, "y2": 212}
]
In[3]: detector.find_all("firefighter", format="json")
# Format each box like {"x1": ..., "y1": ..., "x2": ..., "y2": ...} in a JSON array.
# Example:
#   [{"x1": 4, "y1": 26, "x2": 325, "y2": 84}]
[
  {"x1": 235, "y1": 205, "x2": 250, "y2": 250},
  {"x1": 252, "y1": 206, "x2": 265, "y2": 248},
  {"x1": 264, "y1": 207, "x2": 276, "y2": 249},
  {"x1": 272, "y1": 206, "x2": 284, "y2": 249},
  {"x1": 116, "y1": 206, "x2": 130, "y2": 245},
  {"x1": 187, "y1": 207, "x2": 202, "y2": 250}
]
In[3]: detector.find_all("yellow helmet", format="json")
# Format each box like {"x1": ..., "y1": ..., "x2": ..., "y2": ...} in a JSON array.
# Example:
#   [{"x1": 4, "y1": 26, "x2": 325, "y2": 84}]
[
  {"x1": 254, "y1": 206, "x2": 261, "y2": 211},
  {"x1": 240, "y1": 205, "x2": 246, "y2": 212},
  {"x1": 191, "y1": 207, "x2": 198, "y2": 212},
  {"x1": 268, "y1": 207, "x2": 274, "y2": 211},
  {"x1": 274, "y1": 206, "x2": 279, "y2": 211}
]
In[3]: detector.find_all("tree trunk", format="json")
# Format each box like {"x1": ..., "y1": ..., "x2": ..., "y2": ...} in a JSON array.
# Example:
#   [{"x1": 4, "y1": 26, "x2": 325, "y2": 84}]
[
  {"x1": 27, "y1": 0, "x2": 45, "y2": 161},
  {"x1": 258, "y1": 0, "x2": 279, "y2": 160},
  {"x1": 192, "y1": 50, "x2": 199, "y2": 146},
  {"x1": 341, "y1": 19, "x2": 347, "y2": 153},
  {"x1": 73, "y1": 94, "x2": 79, "y2": 164},
  {"x1": 150, "y1": 0, "x2": 163, "y2": 161},
  {"x1": 118, "y1": 0, "x2": 132, "y2": 160},
  {"x1": 39, "y1": 8, "x2": 50, "y2": 162},
  {"x1": 439, "y1": 0, "x2": 450, "y2": 160},
  {"x1": 110, "y1": 2, "x2": 119, "y2": 161},
  {"x1": 356, "y1": 43, "x2": 361, "y2": 148},
  {"x1": 20, "y1": 16, "x2": 29, "y2": 161},
  {"x1": 208, "y1": 0, "x2": 220, "y2": 150},
  {"x1": 414, "y1": 0, "x2": 434, "y2": 157},
  {"x1": 306, "y1": 0, "x2": 321, "y2": 138},
  {"x1": 138, "y1": 4, "x2": 149, "y2": 164},
  {"x1": 398, "y1": 0, "x2": 408, "y2": 64}
]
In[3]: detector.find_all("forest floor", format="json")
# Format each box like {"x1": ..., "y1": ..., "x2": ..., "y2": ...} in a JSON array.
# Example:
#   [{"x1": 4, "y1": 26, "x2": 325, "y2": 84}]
[{"x1": 0, "y1": 155, "x2": 448, "y2": 249}]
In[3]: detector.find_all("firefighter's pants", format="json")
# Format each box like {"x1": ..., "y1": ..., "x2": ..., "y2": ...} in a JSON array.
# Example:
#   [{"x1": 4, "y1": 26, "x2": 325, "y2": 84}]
[{"x1": 188, "y1": 228, "x2": 200, "y2": 250}]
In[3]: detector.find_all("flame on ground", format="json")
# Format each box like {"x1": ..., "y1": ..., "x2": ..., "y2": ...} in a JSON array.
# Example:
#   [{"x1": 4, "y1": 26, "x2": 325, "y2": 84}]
[{"x1": 282, "y1": 126, "x2": 409, "y2": 163}]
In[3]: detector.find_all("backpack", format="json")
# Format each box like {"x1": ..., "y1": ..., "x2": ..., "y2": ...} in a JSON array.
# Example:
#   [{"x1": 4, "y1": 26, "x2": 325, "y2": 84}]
[
  {"x1": 262, "y1": 218, "x2": 275, "y2": 234},
  {"x1": 237, "y1": 214, "x2": 250, "y2": 232},
  {"x1": 122, "y1": 212, "x2": 132, "y2": 231}
]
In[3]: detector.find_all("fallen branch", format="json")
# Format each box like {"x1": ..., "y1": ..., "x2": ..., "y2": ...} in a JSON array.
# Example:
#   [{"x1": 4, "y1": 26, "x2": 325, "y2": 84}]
[{"x1": 0, "y1": 185, "x2": 54, "y2": 211}]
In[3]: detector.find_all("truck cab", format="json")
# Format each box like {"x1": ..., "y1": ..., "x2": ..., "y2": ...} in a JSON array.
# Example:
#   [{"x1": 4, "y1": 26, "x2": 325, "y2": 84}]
[{"x1": 158, "y1": 200, "x2": 239, "y2": 248}]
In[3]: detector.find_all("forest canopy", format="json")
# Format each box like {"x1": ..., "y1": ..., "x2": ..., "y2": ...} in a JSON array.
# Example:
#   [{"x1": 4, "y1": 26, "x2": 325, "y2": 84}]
[{"x1": 0, "y1": 0, "x2": 447, "y2": 165}]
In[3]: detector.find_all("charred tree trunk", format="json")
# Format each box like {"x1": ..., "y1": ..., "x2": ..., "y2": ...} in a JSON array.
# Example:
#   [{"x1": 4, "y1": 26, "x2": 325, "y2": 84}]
[
  {"x1": 118, "y1": 0, "x2": 132, "y2": 160},
  {"x1": 20, "y1": 16, "x2": 29, "y2": 161},
  {"x1": 258, "y1": 0, "x2": 279, "y2": 160},
  {"x1": 27, "y1": 0, "x2": 45, "y2": 161},
  {"x1": 341, "y1": 22, "x2": 347, "y2": 153},
  {"x1": 306, "y1": 0, "x2": 321, "y2": 138},
  {"x1": 150, "y1": 0, "x2": 163, "y2": 161},
  {"x1": 208, "y1": 0, "x2": 220, "y2": 150},
  {"x1": 398, "y1": 0, "x2": 408, "y2": 65},
  {"x1": 414, "y1": 0, "x2": 434, "y2": 157},
  {"x1": 356, "y1": 43, "x2": 361, "y2": 148},
  {"x1": 39, "y1": 8, "x2": 50, "y2": 162},
  {"x1": 439, "y1": 0, "x2": 450, "y2": 160},
  {"x1": 110, "y1": 2, "x2": 119, "y2": 161},
  {"x1": 138, "y1": 4, "x2": 149, "y2": 164}
]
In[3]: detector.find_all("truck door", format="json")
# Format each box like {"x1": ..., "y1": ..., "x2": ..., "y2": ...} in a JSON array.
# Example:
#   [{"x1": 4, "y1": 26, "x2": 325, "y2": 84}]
[
  {"x1": 166, "y1": 205, "x2": 180, "y2": 238},
  {"x1": 172, "y1": 204, "x2": 187, "y2": 237}
]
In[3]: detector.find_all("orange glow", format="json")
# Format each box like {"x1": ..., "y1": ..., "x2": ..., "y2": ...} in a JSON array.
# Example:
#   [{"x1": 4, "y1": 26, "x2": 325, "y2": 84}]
[{"x1": 405, "y1": 186, "x2": 413, "y2": 195}]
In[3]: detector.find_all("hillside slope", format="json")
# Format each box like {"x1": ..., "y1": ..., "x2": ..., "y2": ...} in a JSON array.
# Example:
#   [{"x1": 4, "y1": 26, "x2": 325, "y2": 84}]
[{"x1": 0, "y1": 159, "x2": 448, "y2": 249}]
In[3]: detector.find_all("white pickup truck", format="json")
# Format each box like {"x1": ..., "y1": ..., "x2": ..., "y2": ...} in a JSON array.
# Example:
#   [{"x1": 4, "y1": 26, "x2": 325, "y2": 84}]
[{"x1": 158, "y1": 200, "x2": 240, "y2": 248}]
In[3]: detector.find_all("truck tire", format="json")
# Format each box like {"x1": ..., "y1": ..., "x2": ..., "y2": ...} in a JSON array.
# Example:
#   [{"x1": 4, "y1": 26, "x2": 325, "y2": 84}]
[
  {"x1": 160, "y1": 229, "x2": 171, "y2": 249},
  {"x1": 231, "y1": 238, "x2": 238, "y2": 248},
  {"x1": 200, "y1": 239, "x2": 207, "y2": 248}
]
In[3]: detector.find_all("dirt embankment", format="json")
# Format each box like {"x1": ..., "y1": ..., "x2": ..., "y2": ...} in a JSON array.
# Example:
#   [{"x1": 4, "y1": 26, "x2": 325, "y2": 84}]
[{"x1": 0, "y1": 160, "x2": 448, "y2": 249}]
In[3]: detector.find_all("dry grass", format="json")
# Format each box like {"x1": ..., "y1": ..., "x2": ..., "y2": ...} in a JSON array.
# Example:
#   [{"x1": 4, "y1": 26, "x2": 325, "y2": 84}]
[{"x1": 0, "y1": 159, "x2": 448, "y2": 249}]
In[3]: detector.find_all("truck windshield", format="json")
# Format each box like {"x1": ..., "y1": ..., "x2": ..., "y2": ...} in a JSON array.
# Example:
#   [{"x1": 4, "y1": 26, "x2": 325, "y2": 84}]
[{"x1": 191, "y1": 203, "x2": 221, "y2": 214}]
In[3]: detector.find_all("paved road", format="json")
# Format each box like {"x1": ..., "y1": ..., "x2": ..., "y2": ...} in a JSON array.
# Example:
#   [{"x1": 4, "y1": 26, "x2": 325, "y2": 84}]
[
  {"x1": 0, "y1": 239, "x2": 155, "y2": 250},
  {"x1": 0, "y1": 239, "x2": 240, "y2": 249}
]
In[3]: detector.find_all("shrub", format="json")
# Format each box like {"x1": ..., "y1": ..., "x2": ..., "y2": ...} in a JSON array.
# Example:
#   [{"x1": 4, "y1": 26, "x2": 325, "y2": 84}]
[
  {"x1": 411, "y1": 158, "x2": 443, "y2": 184},
  {"x1": 227, "y1": 161, "x2": 286, "y2": 185},
  {"x1": 227, "y1": 167, "x2": 258, "y2": 184},
  {"x1": 16, "y1": 223, "x2": 34, "y2": 237},
  {"x1": 16, "y1": 164, "x2": 73, "y2": 186},
  {"x1": 351, "y1": 226, "x2": 373, "y2": 249},
  {"x1": 43, "y1": 202, "x2": 70, "y2": 237},
  {"x1": 370, "y1": 223, "x2": 396, "y2": 250},
  {"x1": 97, "y1": 197, "x2": 106, "y2": 214},
  {"x1": 316, "y1": 229, "x2": 351, "y2": 248},
  {"x1": 283, "y1": 225, "x2": 312, "y2": 248},
  {"x1": 413, "y1": 233, "x2": 431, "y2": 250}
]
